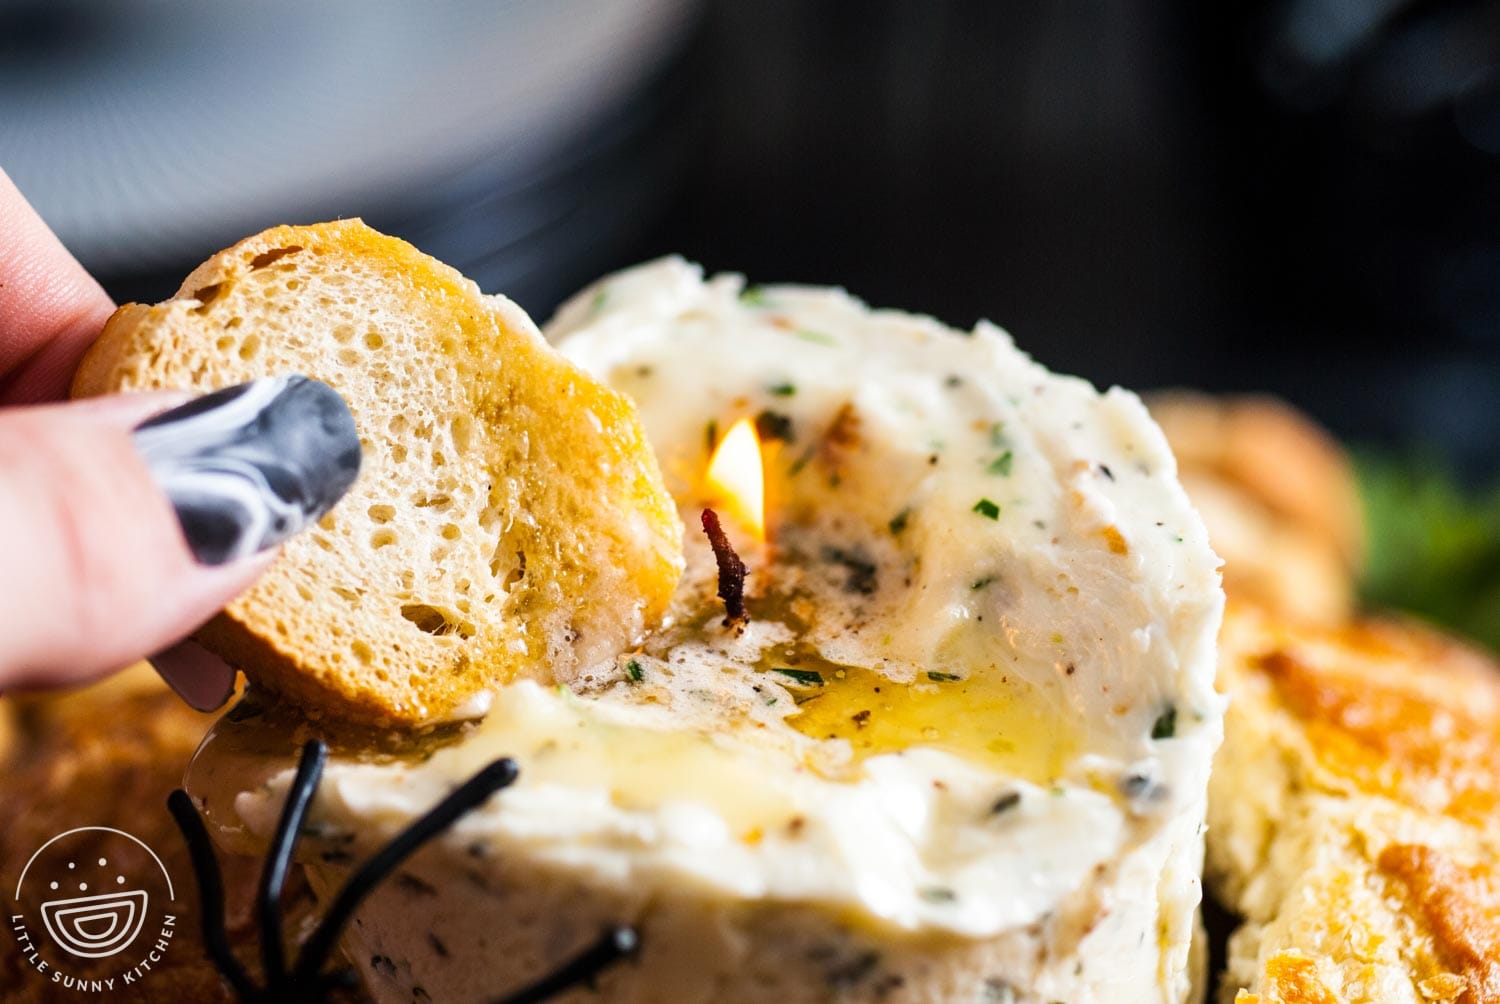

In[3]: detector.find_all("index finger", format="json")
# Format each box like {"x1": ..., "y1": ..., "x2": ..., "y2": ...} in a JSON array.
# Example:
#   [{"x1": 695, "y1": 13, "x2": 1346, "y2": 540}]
[{"x1": 0, "y1": 168, "x2": 116, "y2": 404}]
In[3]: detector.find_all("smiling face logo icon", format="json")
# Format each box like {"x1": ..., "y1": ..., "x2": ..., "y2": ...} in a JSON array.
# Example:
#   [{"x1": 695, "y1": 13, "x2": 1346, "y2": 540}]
[
  {"x1": 40, "y1": 888, "x2": 150, "y2": 959},
  {"x1": 10, "y1": 826, "x2": 178, "y2": 987}
]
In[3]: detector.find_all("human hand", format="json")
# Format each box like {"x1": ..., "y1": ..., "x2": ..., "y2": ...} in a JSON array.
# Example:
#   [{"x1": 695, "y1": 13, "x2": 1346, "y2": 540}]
[{"x1": 0, "y1": 169, "x2": 360, "y2": 708}]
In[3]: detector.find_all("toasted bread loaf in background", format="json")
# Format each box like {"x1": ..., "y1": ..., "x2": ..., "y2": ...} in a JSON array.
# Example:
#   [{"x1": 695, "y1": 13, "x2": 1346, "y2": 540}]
[
  {"x1": 1157, "y1": 392, "x2": 1500, "y2": 999},
  {"x1": 73, "y1": 221, "x2": 684, "y2": 725},
  {"x1": 1149, "y1": 392, "x2": 1364, "y2": 626},
  {"x1": 1210, "y1": 606, "x2": 1500, "y2": 1003},
  {"x1": 1148, "y1": 392, "x2": 1364, "y2": 572}
]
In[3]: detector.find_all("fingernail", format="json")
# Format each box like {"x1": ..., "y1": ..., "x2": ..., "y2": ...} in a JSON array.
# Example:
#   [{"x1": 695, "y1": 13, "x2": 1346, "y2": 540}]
[
  {"x1": 133, "y1": 375, "x2": 362, "y2": 565},
  {"x1": 149, "y1": 639, "x2": 237, "y2": 712}
]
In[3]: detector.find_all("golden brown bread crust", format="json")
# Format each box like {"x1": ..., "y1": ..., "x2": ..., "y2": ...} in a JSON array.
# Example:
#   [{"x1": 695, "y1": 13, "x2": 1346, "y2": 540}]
[
  {"x1": 1177, "y1": 468, "x2": 1354, "y2": 626},
  {"x1": 1149, "y1": 392, "x2": 1364, "y2": 626},
  {"x1": 1148, "y1": 392, "x2": 1363, "y2": 572},
  {"x1": 1377, "y1": 844, "x2": 1500, "y2": 1002},
  {"x1": 1212, "y1": 605, "x2": 1500, "y2": 1004},
  {"x1": 1257, "y1": 626, "x2": 1500, "y2": 828},
  {"x1": 1240, "y1": 956, "x2": 1343, "y2": 1004},
  {"x1": 72, "y1": 221, "x2": 684, "y2": 725},
  {"x1": 1143, "y1": 391, "x2": 1500, "y2": 1001}
]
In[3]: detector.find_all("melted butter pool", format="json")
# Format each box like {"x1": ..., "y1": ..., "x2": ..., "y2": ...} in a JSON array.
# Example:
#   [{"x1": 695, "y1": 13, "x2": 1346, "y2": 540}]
[{"x1": 761, "y1": 649, "x2": 1077, "y2": 783}]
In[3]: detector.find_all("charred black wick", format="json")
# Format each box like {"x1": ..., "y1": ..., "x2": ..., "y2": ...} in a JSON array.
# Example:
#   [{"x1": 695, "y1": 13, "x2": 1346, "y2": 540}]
[{"x1": 701, "y1": 507, "x2": 749, "y2": 630}]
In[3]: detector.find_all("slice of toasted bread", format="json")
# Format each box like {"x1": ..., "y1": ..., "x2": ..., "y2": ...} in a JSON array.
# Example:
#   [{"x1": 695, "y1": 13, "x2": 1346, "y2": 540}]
[
  {"x1": 1209, "y1": 604, "x2": 1500, "y2": 1003},
  {"x1": 73, "y1": 221, "x2": 684, "y2": 726}
]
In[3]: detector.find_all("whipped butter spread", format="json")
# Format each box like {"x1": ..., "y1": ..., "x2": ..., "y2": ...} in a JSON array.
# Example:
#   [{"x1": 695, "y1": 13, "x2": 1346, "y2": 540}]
[{"x1": 190, "y1": 258, "x2": 1224, "y2": 998}]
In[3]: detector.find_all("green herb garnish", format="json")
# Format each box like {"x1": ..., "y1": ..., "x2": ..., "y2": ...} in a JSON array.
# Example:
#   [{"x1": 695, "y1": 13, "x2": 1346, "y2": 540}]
[
  {"x1": 973, "y1": 498, "x2": 1001, "y2": 520},
  {"x1": 987, "y1": 450, "x2": 1013, "y2": 476},
  {"x1": 1151, "y1": 705, "x2": 1177, "y2": 740},
  {"x1": 989, "y1": 422, "x2": 1007, "y2": 447},
  {"x1": 793, "y1": 329, "x2": 836, "y2": 346},
  {"x1": 739, "y1": 285, "x2": 768, "y2": 306},
  {"x1": 773, "y1": 668, "x2": 825, "y2": 686},
  {"x1": 770, "y1": 383, "x2": 796, "y2": 397},
  {"x1": 787, "y1": 444, "x2": 816, "y2": 477},
  {"x1": 1357, "y1": 450, "x2": 1500, "y2": 652},
  {"x1": 625, "y1": 659, "x2": 644, "y2": 683},
  {"x1": 927, "y1": 671, "x2": 961, "y2": 682}
]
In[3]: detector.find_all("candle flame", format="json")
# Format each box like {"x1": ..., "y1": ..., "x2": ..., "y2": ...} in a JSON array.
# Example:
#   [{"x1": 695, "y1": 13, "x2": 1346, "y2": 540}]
[{"x1": 705, "y1": 418, "x2": 765, "y2": 540}]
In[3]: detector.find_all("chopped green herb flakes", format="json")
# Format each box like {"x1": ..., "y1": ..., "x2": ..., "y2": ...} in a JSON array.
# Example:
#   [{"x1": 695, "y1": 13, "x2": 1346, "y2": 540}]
[
  {"x1": 773, "y1": 668, "x2": 825, "y2": 686},
  {"x1": 973, "y1": 498, "x2": 1001, "y2": 520},
  {"x1": 793, "y1": 329, "x2": 837, "y2": 346}
]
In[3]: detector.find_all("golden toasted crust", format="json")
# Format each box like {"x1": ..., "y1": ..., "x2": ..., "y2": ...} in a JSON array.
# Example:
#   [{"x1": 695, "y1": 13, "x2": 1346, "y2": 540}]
[
  {"x1": 1210, "y1": 605, "x2": 1500, "y2": 1004},
  {"x1": 1177, "y1": 469, "x2": 1354, "y2": 626},
  {"x1": 1378, "y1": 844, "x2": 1500, "y2": 1000},
  {"x1": 1149, "y1": 393, "x2": 1363, "y2": 626},
  {"x1": 1235, "y1": 955, "x2": 1342, "y2": 1004},
  {"x1": 0, "y1": 668, "x2": 333, "y2": 1002},
  {"x1": 73, "y1": 221, "x2": 684, "y2": 725},
  {"x1": 1148, "y1": 393, "x2": 1362, "y2": 570},
  {"x1": 1258, "y1": 628, "x2": 1500, "y2": 828}
]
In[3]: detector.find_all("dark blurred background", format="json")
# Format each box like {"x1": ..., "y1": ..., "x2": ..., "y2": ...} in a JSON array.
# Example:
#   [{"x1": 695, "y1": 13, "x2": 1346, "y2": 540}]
[
  {"x1": 4, "y1": 0, "x2": 1500, "y2": 983},
  {"x1": 3, "y1": 0, "x2": 1498, "y2": 479}
]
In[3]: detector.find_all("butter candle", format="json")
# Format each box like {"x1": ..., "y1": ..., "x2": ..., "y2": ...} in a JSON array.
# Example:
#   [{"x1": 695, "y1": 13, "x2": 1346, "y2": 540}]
[{"x1": 188, "y1": 257, "x2": 1224, "y2": 1004}]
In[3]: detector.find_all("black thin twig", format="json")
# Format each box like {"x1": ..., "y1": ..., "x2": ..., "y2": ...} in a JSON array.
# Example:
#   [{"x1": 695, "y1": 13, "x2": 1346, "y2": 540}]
[
  {"x1": 258, "y1": 739, "x2": 327, "y2": 982},
  {"x1": 166, "y1": 789, "x2": 256, "y2": 998},
  {"x1": 289, "y1": 756, "x2": 519, "y2": 984},
  {"x1": 494, "y1": 926, "x2": 640, "y2": 1004},
  {"x1": 169, "y1": 738, "x2": 639, "y2": 1002}
]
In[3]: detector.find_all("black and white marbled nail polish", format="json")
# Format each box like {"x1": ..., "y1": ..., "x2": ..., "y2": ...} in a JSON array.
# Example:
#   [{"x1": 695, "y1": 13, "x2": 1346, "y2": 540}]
[{"x1": 133, "y1": 375, "x2": 362, "y2": 566}]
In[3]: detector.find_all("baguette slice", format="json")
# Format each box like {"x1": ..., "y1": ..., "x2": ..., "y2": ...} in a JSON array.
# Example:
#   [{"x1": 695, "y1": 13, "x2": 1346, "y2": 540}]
[{"x1": 73, "y1": 220, "x2": 684, "y2": 726}]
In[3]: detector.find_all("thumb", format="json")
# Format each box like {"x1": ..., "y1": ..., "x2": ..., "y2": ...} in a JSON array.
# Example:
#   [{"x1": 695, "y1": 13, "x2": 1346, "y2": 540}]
[{"x1": 0, "y1": 376, "x2": 361, "y2": 691}]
